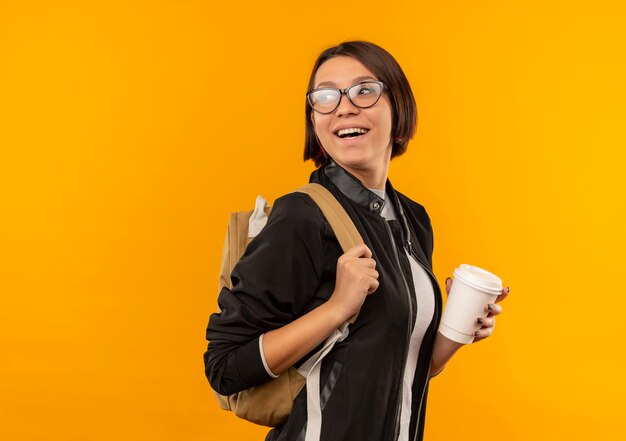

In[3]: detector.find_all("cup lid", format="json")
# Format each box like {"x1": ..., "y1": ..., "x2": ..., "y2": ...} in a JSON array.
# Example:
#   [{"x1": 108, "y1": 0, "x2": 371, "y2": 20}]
[{"x1": 453, "y1": 264, "x2": 503, "y2": 295}]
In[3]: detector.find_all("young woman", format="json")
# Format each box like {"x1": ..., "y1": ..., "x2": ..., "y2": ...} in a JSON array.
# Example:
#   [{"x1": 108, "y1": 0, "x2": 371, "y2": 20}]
[{"x1": 205, "y1": 41, "x2": 509, "y2": 441}]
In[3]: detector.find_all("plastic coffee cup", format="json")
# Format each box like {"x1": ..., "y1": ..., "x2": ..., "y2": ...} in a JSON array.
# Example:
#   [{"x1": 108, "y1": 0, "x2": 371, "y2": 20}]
[{"x1": 439, "y1": 264, "x2": 503, "y2": 344}]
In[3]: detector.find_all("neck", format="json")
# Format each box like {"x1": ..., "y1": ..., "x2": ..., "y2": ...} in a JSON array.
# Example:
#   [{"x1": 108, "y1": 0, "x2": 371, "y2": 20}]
[
  {"x1": 345, "y1": 165, "x2": 388, "y2": 190},
  {"x1": 331, "y1": 148, "x2": 391, "y2": 190}
]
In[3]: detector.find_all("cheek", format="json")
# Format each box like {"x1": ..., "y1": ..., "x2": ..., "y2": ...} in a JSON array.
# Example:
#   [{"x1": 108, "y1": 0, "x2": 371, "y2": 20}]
[
  {"x1": 313, "y1": 116, "x2": 332, "y2": 138},
  {"x1": 373, "y1": 109, "x2": 393, "y2": 139},
  {"x1": 380, "y1": 99, "x2": 394, "y2": 133}
]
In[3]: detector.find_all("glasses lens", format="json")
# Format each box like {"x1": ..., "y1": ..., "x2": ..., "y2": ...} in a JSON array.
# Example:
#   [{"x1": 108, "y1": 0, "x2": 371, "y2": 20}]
[
  {"x1": 309, "y1": 89, "x2": 341, "y2": 113},
  {"x1": 348, "y1": 82, "x2": 383, "y2": 108}
]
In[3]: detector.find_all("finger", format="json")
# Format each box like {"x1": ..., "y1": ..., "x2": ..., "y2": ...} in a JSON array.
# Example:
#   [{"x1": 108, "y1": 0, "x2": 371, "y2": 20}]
[
  {"x1": 476, "y1": 316, "x2": 495, "y2": 328},
  {"x1": 485, "y1": 303, "x2": 503, "y2": 316},
  {"x1": 473, "y1": 326, "x2": 494, "y2": 339},
  {"x1": 344, "y1": 244, "x2": 372, "y2": 259},
  {"x1": 495, "y1": 292, "x2": 508, "y2": 303},
  {"x1": 367, "y1": 278, "x2": 380, "y2": 294},
  {"x1": 445, "y1": 277, "x2": 452, "y2": 295},
  {"x1": 495, "y1": 286, "x2": 510, "y2": 303},
  {"x1": 354, "y1": 257, "x2": 377, "y2": 270},
  {"x1": 363, "y1": 268, "x2": 379, "y2": 279}
]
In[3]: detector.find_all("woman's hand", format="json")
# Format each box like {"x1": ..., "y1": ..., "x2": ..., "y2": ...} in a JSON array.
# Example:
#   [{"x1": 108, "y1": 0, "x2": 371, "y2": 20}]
[
  {"x1": 263, "y1": 244, "x2": 378, "y2": 375},
  {"x1": 445, "y1": 278, "x2": 510, "y2": 344},
  {"x1": 328, "y1": 244, "x2": 379, "y2": 322}
]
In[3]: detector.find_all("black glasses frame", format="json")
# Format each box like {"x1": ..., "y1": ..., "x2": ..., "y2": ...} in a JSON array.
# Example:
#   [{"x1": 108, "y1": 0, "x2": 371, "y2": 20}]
[{"x1": 306, "y1": 80, "x2": 387, "y2": 114}]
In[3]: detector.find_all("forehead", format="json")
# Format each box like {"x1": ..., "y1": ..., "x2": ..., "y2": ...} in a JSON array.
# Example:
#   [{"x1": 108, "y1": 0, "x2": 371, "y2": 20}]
[{"x1": 314, "y1": 56, "x2": 378, "y2": 88}]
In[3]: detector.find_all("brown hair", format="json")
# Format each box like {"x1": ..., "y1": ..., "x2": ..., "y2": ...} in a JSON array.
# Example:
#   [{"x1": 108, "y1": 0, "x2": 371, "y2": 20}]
[{"x1": 304, "y1": 41, "x2": 418, "y2": 167}]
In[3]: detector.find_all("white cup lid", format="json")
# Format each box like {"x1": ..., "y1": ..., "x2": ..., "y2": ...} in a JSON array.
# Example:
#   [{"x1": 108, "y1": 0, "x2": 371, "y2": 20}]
[{"x1": 453, "y1": 264, "x2": 503, "y2": 296}]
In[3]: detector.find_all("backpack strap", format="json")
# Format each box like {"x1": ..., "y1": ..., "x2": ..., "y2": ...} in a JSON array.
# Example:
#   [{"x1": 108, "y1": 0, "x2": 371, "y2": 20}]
[
  {"x1": 294, "y1": 183, "x2": 363, "y2": 254},
  {"x1": 293, "y1": 183, "x2": 366, "y2": 441},
  {"x1": 294, "y1": 183, "x2": 364, "y2": 324}
]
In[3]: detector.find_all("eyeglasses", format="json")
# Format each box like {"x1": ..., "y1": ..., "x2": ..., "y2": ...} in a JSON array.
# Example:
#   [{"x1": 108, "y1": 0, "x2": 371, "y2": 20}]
[{"x1": 306, "y1": 81, "x2": 386, "y2": 114}]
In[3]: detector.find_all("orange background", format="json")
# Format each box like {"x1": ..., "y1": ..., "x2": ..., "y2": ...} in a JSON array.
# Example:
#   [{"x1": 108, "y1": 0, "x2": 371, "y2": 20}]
[{"x1": 1, "y1": 1, "x2": 625, "y2": 440}]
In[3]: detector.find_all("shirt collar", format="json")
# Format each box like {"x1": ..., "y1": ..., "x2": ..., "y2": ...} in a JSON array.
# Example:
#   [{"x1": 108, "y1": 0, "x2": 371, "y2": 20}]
[
  {"x1": 322, "y1": 160, "x2": 386, "y2": 215},
  {"x1": 314, "y1": 160, "x2": 413, "y2": 246}
]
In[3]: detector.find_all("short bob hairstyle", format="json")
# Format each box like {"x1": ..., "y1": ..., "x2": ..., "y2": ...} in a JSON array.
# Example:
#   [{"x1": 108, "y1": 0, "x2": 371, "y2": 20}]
[{"x1": 304, "y1": 41, "x2": 417, "y2": 167}]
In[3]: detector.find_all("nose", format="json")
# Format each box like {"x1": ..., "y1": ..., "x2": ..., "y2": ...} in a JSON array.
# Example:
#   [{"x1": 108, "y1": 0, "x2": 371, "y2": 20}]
[{"x1": 335, "y1": 92, "x2": 360, "y2": 117}]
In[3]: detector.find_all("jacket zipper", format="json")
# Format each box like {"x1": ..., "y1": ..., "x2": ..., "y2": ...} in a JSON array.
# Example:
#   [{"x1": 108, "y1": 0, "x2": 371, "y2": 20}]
[
  {"x1": 379, "y1": 193, "x2": 442, "y2": 441},
  {"x1": 383, "y1": 220, "x2": 414, "y2": 441},
  {"x1": 405, "y1": 238, "x2": 442, "y2": 441}
]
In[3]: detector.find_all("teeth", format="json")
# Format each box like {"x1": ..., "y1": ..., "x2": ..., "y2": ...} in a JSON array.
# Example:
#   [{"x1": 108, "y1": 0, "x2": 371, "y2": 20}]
[{"x1": 337, "y1": 127, "x2": 369, "y2": 137}]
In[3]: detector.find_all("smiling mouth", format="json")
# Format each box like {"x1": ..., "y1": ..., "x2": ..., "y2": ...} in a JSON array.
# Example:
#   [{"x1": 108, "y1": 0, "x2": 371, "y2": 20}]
[{"x1": 335, "y1": 127, "x2": 370, "y2": 139}]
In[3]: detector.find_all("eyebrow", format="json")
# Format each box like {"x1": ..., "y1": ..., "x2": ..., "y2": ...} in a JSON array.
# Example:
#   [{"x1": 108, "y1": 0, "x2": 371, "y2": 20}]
[{"x1": 315, "y1": 76, "x2": 377, "y2": 88}]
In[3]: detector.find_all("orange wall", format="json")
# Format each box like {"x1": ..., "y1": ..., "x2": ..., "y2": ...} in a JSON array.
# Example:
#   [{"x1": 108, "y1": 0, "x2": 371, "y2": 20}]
[{"x1": 1, "y1": 1, "x2": 625, "y2": 440}]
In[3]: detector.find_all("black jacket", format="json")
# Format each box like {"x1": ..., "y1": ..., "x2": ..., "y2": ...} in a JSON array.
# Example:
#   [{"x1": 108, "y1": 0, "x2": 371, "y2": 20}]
[{"x1": 205, "y1": 162, "x2": 443, "y2": 441}]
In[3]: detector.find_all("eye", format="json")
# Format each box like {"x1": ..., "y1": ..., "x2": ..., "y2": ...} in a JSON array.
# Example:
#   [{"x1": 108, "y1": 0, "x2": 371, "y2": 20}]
[
  {"x1": 350, "y1": 82, "x2": 382, "y2": 99},
  {"x1": 357, "y1": 85, "x2": 375, "y2": 95},
  {"x1": 312, "y1": 89, "x2": 339, "y2": 104}
]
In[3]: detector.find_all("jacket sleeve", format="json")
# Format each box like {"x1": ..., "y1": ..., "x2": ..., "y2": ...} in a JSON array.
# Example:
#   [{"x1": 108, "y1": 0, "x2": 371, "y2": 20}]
[{"x1": 204, "y1": 193, "x2": 328, "y2": 395}]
